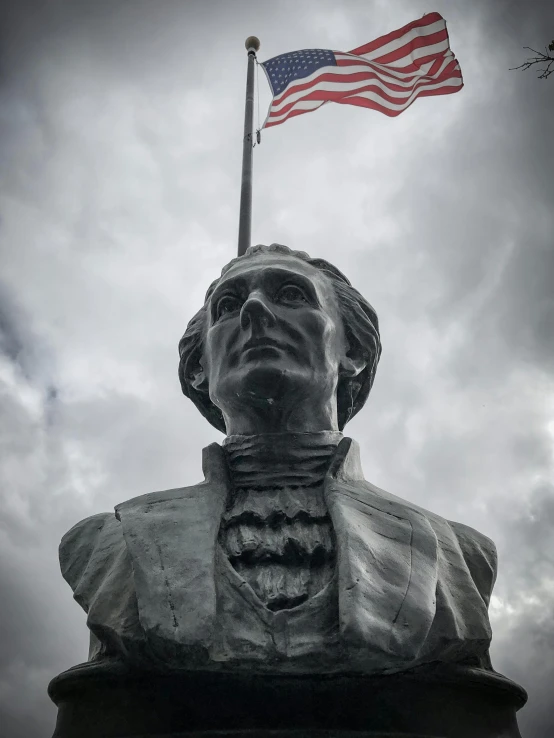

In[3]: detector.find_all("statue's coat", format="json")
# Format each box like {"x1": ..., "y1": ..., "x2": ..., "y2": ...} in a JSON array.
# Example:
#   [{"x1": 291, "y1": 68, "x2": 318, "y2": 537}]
[{"x1": 60, "y1": 438, "x2": 496, "y2": 674}]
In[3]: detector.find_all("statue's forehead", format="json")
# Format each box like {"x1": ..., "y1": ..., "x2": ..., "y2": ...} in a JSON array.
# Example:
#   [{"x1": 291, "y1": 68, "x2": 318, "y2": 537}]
[{"x1": 217, "y1": 254, "x2": 323, "y2": 287}]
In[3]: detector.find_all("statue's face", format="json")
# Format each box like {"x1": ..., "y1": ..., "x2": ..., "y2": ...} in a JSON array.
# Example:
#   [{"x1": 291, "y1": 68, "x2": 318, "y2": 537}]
[{"x1": 201, "y1": 253, "x2": 349, "y2": 425}]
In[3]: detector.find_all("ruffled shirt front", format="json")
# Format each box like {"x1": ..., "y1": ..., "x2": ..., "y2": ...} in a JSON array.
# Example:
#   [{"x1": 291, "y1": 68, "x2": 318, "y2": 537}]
[{"x1": 220, "y1": 432, "x2": 342, "y2": 612}]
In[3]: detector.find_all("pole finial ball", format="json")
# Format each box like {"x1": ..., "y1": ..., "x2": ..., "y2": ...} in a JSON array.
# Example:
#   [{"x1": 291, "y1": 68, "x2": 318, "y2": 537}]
[{"x1": 245, "y1": 36, "x2": 261, "y2": 52}]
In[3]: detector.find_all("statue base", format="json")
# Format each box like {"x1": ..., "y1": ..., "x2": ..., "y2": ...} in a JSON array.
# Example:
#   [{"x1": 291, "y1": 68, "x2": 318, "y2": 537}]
[{"x1": 49, "y1": 661, "x2": 526, "y2": 738}]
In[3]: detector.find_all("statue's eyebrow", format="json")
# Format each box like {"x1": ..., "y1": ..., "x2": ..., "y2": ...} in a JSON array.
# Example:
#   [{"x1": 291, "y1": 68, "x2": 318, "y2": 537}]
[
  {"x1": 210, "y1": 275, "x2": 247, "y2": 303},
  {"x1": 210, "y1": 266, "x2": 320, "y2": 305},
  {"x1": 265, "y1": 268, "x2": 320, "y2": 303}
]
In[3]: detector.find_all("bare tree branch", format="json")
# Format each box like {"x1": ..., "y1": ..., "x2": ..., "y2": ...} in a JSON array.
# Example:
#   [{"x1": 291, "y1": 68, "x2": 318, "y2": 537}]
[{"x1": 510, "y1": 42, "x2": 554, "y2": 79}]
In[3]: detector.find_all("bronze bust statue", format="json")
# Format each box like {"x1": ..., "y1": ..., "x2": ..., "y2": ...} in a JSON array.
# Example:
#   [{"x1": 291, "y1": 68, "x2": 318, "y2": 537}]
[{"x1": 49, "y1": 244, "x2": 526, "y2": 737}]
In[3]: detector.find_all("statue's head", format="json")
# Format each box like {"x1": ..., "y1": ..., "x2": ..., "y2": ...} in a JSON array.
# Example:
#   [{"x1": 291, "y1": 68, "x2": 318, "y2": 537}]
[{"x1": 178, "y1": 244, "x2": 381, "y2": 435}]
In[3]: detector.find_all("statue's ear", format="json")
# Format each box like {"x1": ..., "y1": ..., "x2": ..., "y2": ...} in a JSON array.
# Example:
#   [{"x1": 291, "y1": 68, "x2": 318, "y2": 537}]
[
  {"x1": 188, "y1": 354, "x2": 209, "y2": 393},
  {"x1": 339, "y1": 343, "x2": 366, "y2": 379}
]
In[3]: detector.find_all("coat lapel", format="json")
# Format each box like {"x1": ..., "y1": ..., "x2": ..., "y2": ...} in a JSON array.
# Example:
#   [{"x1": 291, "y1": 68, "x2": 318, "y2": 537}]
[
  {"x1": 115, "y1": 443, "x2": 229, "y2": 663},
  {"x1": 325, "y1": 438, "x2": 438, "y2": 671}
]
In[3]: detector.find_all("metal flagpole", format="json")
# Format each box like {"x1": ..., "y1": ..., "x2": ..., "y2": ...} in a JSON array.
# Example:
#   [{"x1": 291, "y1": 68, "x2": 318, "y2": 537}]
[{"x1": 237, "y1": 36, "x2": 260, "y2": 257}]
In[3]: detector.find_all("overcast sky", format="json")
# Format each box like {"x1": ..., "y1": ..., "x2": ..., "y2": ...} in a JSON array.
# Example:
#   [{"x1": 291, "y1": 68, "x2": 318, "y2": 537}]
[{"x1": 0, "y1": 0, "x2": 553, "y2": 736}]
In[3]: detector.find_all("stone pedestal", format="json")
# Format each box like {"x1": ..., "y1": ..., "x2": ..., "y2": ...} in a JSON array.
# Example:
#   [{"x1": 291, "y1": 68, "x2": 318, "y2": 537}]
[{"x1": 49, "y1": 661, "x2": 526, "y2": 738}]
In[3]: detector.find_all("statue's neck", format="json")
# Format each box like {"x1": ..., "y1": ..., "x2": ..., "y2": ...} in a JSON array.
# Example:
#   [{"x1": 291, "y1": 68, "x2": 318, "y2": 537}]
[
  {"x1": 222, "y1": 431, "x2": 343, "y2": 491},
  {"x1": 220, "y1": 393, "x2": 340, "y2": 437}
]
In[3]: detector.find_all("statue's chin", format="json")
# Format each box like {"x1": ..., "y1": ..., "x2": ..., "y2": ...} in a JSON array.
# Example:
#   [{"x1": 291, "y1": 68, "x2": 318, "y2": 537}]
[{"x1": 214, "y1": 364, "x2": 309, "y2": 413}]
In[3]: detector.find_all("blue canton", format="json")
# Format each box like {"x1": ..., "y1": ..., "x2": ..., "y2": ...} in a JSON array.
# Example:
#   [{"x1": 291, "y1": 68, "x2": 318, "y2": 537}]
[{"x1": 262, "y1": 49, "x2": 337, "y2": 96}]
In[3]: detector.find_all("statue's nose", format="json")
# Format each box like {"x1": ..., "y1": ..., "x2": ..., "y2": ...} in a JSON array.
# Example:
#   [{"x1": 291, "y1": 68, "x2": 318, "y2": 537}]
[{"x1": 240, "y1": 292, "x2": 276, "y2": 330}]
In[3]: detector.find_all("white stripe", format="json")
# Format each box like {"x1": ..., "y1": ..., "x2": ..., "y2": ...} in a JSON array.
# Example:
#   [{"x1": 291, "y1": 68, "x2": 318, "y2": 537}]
[
  {"x1": 260, "y1": 59, "x2": 276, "y2": 130},
  {"x1": 337, "y1": 37, "x2": 450, "y2": 71},
  {"x1": 335, "y1": 52, "x2": 435, "y2": 75},
  {"x1": 324, "y1": 57, "x2": 452, "y2": 88},
  {"x1": 353, "y1": 17, "x2": 446, "y2": 61},
  {"x1": 333, "y1": 52, "x2": 453, "y2": 80},
  {"x1": 373, "y1": 37, "x2": 451, "y2": 68},
  {"x1": 369, "y1": 53, "x2": 453, "y2": 79},
  {"x1": 341, "y1": 76, "x2": 463, "y2": 112},
  {"x1": 271, "y1": 39, "x2": 451, "y2": 104},
  {"x1": 366, "y1": 54, "x2": 454, "y2": 82},
  {"x1": 272, "y1": 63, "x2": 339, "y2": 103},
  {"x1": 269, "y1": 61, "x2": 459, "y2": 113},
  {"x1": 271, "y1": 50, "x2": 451, "y2": 106},
  {"x1": 267, "y1": 99, "x2": 326, "y2": 125},
  {"x1": 268, "y1": 74, "x2": 462, "y2": 122}
]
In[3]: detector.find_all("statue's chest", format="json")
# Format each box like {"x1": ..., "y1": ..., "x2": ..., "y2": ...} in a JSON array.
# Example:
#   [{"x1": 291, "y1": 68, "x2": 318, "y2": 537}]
[
  {"x1": 219, "y1": 485, "x2": 337, "y2": 611},
  {"x1": 210, "y1": 545, "x2": 340, "y2": 667}
]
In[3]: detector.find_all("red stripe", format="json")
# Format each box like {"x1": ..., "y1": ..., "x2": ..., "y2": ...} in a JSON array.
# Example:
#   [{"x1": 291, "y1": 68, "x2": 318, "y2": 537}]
[
  {"x1": 272, "y1": 31, "x2": 451, "y2": 106},
  {"x1": 427, "y1": 56, "x2": 445, "y2": 77},
  {"x1": 371, "y1": 28, "x2": 448, "y2": 65},
  {"x1": 386, "y1": 50, "x2": 455, "y2": 74},
  {"x1": 271, "y1": 59, "x2": 459, "y2": 113},
  {"x1": 336, "y1": 49, "x2": 452, "y2": 77},
  {"x1": 339, "y1": 76, "x2": 462, "y2": 109},
  {"x1": 273, "y1": 58, "x2": 455, "y2": 106},
  {"x1": 337, "y1": 83, "x2": 463, "y2": 117},
  {"x1": 272, "y1": 71, "x2": 329, "y2": 104},
  {"x1": 335, "y1": 55, "x2": 428, "y2": 74},
  {"x1": 265, "y1": 79, "x2": 462, "y2": 128},
  {"x1": 273, "y1": 70, "x2": 346, "y2": 105},
  {"x1": 262, "y1": 12, "x2": 462, "y2": 129},
  {"x1": 349, "y1": 12, "x2": 443, "y2": 56},
  {"x1": 265, "y1": 104, "x2": 324, "y2": 128},
  {"x1": 335, "y1": 54, "x2": 455, "y2": 82},
  {"x1": 267, "y1": 69, "x2": 462, "y2": 120}
]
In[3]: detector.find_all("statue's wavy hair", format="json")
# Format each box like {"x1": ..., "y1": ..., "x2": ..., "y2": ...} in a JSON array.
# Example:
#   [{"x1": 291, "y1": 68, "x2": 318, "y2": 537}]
[{"x1": 178, "y1": 244, "x2": 382, "y2": 433}]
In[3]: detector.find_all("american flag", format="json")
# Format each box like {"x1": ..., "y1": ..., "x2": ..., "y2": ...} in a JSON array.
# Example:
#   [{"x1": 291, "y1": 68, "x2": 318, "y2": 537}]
[{"x1": 261, "y1": 12, "x2": 463, "y2": 129}]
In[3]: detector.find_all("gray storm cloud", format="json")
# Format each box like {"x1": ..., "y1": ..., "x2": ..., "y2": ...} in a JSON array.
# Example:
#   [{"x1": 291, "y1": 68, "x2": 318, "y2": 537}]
[{"x1": 1, "y1": 1, "x2": 553, "y2": 736}]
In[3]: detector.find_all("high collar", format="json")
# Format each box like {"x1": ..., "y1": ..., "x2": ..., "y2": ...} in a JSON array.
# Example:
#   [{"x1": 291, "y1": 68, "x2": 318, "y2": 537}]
[
  {"x1": 222, "y1": 431, "x2": 344, "y2": 491},
  {"x1": 201, "y1": 436, "x2": 366, "y2": 488}
]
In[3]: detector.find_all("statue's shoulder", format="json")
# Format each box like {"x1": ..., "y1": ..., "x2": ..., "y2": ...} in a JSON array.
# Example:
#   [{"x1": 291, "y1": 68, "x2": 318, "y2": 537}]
[
  {"x1": 115, "y1": 481, "x2": 209, "y2": 515},
  {"x1": 358, "y1": 479, "x2": 495, "y2": 550},
  {"x1": 116, "y1": 444, "x2": 228, "y2": 514},
  {"x1": 59, "y1": 479, "x2": 206, "y2": 583},
  {"x1": 354, "y1": 478, "x2": 497, "y2": 566},
  {"x1": 355, "y1": 478, "x2": 446, "y2": 525},
  {"x1": 59, "y1": 512, "x2": 123, "y2": 598},
  {"x1": 448, "y1": 519, "x2": 496, "y2": 558},
  {"x1": 447, "y1": 519, "x2": 498, "y2": 599},
  {"x1": 355, "y1": 479, "x2": 498, "y2": 604},
  {"x1": 60, "y1": 511, "x2": 120, "y2": 561}
]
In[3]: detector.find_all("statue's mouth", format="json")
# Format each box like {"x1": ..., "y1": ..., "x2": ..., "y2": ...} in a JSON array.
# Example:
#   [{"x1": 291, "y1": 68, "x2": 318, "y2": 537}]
[{"x1": 243, "y1": 337, "x2": 287, "y2": 353}]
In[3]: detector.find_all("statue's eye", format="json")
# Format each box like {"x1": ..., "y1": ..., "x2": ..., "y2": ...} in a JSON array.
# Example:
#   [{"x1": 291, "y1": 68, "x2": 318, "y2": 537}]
[
  {"x1": 216, "y1": 295, "x2": 241, "y2": 319},
  {"x1": 276, "y1": 284, "x2": 308, "y2": 304}
]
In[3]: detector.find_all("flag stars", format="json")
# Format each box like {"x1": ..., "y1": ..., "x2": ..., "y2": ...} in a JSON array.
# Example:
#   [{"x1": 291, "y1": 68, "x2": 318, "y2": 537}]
[{"x1": 263, "y1": 47, "x2": 337, "y2": 95}]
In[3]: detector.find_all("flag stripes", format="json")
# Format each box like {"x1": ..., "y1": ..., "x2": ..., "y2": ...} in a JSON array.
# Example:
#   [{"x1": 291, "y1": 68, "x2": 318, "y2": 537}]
[{"x1": 261, "y1": 12, "x2": 463, "y2": 129}]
